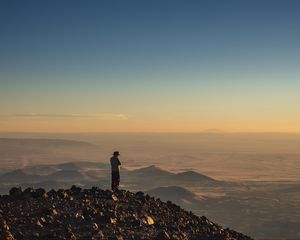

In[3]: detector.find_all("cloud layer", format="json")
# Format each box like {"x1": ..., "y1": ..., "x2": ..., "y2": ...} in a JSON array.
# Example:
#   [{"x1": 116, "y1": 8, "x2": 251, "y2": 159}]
[{"x1": 0, "y1": 113, "x2": 129, "y2": 121}]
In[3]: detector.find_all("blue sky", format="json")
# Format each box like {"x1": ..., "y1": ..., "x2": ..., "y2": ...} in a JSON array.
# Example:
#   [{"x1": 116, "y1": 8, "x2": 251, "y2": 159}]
[{"x1": 1, "y1": 0, "x2": 300, "y2": 132}]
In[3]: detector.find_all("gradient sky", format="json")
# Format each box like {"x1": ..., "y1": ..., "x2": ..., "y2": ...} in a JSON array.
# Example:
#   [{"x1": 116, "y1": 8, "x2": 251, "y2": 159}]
[{"x1": 1, "y1": 0, "x2": 300, "y2": 132}]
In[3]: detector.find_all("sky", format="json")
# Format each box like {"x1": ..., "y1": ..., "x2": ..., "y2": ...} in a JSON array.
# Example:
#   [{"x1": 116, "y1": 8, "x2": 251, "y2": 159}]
[{"x1": 0, "y1": 0, "x2": 300, "y2": 133}]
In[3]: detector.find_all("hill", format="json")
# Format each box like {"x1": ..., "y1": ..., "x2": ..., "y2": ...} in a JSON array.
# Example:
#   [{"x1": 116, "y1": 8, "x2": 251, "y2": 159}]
[
  {"x1": 172, "y1": 171, "x2": 217, "y2": 183},
  {"x1": 147, "y1": 186, "x2": 203, "y2": 206},
  {"x1": 130, "y1": 165, "x2": 174, "y2": 178},
  {"x1": 0, "y1": 169, "x2": 41, "y2": 183},
  {"x1": 0, "y1": 187, "x2": 252, "y2": 240},
  {"x1": 45, "y1": 170, "x2": 87, "y2": 182}
]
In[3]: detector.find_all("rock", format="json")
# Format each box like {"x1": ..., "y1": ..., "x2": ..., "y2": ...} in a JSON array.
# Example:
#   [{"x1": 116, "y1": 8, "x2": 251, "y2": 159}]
[
  {"x1": 145, "y1": 215, "x2": 154, "y2": 225},
  {"x1": 36, "y1": 219, "x2": 43, "y2": 228},
  {"x1": 71, "y1": 185, "x2": 82, "y2": 195},
  {"x1": 22, "y1": 187, "x2": 34, "y2": 199},
  {"x1": 92, "y1": 222, "x2": 99, "y2": 230},
  {"x1": 0, "y1": 220, "x2": 15, "y2": 240},
  {"x1": 75, "y1": 212, "x2": 84, "y2": 220},
  {"x1": 110, "y1": 217, "x2": 117, "y2": 224},
  {"x1": 157, "y1": 229, "x2": 171, "y2": 240},
  {"x1": 9, "y1": 187, "x2": 22, "y2": 198},
  {"x1": 115, "y1": 235, "x2": 124, "y2": 240},
  {"x1": 92, "y1": 230, "x2": 104, "y2": 240},
  {"x1": 112, "y1": 194, "x2": 118, "y2": 201},
  {"x1": 33, "y1": 188, "x2": 47, "y2": 198},
  {"x1": 0, "y1": 187, "x2": 253, "y2": 240},
  {"x1": 135, "y1": 191, "x2": 144, "y2": 198},
  {"x1": 49, "y1": 208, "x2": 58, "y2": 216}
]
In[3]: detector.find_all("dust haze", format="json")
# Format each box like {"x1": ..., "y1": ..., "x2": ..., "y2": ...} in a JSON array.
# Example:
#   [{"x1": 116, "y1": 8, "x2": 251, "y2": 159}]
[{"x1": 1, "y1": 132, "x2": 300, "y2": 181}]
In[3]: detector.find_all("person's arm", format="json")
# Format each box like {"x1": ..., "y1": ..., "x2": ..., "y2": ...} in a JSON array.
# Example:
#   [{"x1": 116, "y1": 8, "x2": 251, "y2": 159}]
[{"x1": 118, "y1": 159, "x2": 121, "y2": 165}]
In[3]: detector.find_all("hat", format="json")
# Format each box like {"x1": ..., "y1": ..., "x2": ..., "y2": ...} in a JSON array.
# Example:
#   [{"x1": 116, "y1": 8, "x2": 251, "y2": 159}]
[{"x1": 113, "y1": 151, "x2": 120, "y2": 156}]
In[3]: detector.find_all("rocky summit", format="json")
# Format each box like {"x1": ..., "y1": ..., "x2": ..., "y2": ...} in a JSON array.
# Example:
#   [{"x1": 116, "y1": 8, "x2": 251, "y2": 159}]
[{"x1": 0, "y1": 186, "x2": 253, "y2": 240}]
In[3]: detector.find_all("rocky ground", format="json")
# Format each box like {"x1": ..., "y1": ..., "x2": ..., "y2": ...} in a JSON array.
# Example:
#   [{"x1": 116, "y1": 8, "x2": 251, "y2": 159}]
[{"x1": 0, "y1": 186, "x2": 253, "y2": 240}]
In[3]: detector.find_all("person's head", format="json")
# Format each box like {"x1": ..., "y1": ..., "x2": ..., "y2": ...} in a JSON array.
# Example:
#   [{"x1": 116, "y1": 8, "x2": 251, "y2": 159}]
[{"x1": 113, "y1": 151, "x2": 120, "y2": 157}]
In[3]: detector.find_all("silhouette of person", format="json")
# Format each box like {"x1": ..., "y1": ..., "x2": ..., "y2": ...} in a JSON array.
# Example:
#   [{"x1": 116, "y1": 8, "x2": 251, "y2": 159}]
[{"x1": 110, "y1": 151, "x2": 121, "y2": 191}]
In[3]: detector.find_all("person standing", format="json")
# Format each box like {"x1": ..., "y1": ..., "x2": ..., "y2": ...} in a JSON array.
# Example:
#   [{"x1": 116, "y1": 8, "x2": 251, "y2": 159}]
[{"x1": 110, "y1": 151, "x2": 121, "y2": 191}]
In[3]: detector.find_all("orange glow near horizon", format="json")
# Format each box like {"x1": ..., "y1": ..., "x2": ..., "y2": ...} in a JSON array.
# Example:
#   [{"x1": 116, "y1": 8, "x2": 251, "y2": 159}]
[{"x1": 1, "y1": 116, "x2": 300, "y2": 133}]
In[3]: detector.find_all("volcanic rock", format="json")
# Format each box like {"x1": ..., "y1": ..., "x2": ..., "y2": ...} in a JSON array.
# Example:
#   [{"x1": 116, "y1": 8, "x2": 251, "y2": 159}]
[{"x1": 0, "y1": 187, "x2": 253, "y2": 240}]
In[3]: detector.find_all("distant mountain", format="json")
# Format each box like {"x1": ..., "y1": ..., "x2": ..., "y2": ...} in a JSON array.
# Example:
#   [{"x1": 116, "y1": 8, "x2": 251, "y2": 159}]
[
  {"x1": 45, "y1": 170, "x2": 87, "y2": 182},
  {"x1": 54, "y1": 162, "x2": 82, "y2": 171},
  {"x1": 85, "y1": 169, "x2": 108, "y2": 179},
  {"x1": 172, "y1": 170, "x2": 217, "y2": 183},
  {"x1": 71, "y1": 161, "x2": 109, "y2": 169},
  {"x1": 147, "y1": 186, "x2": 203, "y2": 206},
  {"x1": 130, "y1": 165, "x2": 174, "y2": 178},
  {"x1": 127, "y1": 166, "x2": 218, "y2": 188},
  {"x1": 24, "y1": 165, "x2": 58, "y2": 175},
  {"x1": 0, "y1": 162, "x2": 223, "y2": 194},
  {"x1": 0, "y1": 161, "x2": 111, "y2": 191},
  {"x1": 0, "y1": 169, "x2": 41, "y2": 183}
]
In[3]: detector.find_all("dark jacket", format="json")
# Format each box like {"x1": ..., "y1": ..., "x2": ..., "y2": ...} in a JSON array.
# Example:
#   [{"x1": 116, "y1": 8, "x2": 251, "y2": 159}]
[{"x1": 110, "y1": 156, "x2": 121, "y2": 172}]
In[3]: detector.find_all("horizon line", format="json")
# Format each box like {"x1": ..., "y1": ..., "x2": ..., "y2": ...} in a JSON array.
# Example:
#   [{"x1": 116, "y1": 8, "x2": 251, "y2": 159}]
[{"x1": 1, "y1": 131, "x2": 300, "y2": 135}]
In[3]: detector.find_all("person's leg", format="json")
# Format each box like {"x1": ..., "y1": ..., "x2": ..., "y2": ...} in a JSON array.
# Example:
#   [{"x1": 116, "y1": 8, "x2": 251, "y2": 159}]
[
  {"x1": 116, "y1": 171, "x2": 120, "y2": 189},
  {"x1": 111, "y1": 171, "x2": 116, "y2": 191}
]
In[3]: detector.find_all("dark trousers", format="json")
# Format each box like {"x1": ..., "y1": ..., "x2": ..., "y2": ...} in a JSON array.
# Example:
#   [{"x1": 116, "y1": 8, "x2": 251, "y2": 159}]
[{"x1": 111, "y1": 171, "x2": 120, "y2": 191}]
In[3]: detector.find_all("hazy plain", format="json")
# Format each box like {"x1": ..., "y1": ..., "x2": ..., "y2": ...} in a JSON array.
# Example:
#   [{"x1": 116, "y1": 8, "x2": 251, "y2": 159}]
[{"x1": 1, "y1": 132, "x2": 300, "y2": 181}]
